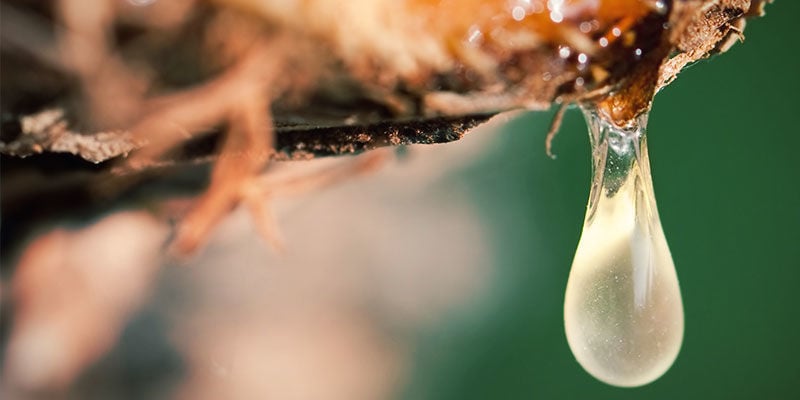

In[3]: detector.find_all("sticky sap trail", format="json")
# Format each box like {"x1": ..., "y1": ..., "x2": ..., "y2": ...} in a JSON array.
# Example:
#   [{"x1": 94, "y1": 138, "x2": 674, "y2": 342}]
[{"x1": 564, "y1": 106, "x2": 683, "y2": 387}]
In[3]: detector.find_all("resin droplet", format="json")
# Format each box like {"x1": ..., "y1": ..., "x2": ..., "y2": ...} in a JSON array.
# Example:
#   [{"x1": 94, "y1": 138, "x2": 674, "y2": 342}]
[{"x1": 564, "y1": 106, "x2": 684, "y2": 387}]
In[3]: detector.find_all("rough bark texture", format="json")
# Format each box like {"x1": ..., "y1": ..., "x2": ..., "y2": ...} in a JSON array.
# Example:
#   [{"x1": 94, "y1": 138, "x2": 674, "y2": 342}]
[
  {"x1": 0, "y1": 108, "x2": 493, "y2": 166},
  {"x1": 0, "y1": 0, "x2": 767, "y2": 164},
  {"x1": 0, "y1": 0, "x2": 770, "y2": 251}
]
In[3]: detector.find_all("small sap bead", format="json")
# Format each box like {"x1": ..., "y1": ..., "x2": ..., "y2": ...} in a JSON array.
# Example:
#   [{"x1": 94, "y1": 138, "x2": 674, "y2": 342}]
[{"x1": 564, "y1": 106, "x2": 684, "y2": 387}]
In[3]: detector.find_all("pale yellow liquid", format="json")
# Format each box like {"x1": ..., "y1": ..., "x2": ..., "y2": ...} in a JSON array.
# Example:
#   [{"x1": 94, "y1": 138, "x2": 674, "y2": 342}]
[{"x1": 564, "y1": 109, "x2": 684, "y2": 387}]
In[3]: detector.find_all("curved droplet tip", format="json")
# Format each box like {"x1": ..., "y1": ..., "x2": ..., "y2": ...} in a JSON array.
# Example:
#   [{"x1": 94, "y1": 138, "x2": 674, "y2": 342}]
[
  {"x1": 573, "y1": 345, "x2": 683, "y2": 388},
  {"x1": 565, "y1": 307, "x2": 684, "y2": 387}
]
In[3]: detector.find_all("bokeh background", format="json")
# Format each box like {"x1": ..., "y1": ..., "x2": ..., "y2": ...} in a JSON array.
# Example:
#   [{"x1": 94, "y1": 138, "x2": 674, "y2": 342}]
[
  {"x1": 2, "y1": 1, "x2": 798, "y2": 400},
  {"x1": 406, "y1": 2, "x2": 800, "y2": 399}
]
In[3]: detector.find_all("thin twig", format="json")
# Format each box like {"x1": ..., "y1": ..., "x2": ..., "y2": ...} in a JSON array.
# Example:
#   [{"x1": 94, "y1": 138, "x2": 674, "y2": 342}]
[{"x1": 545, "y1": 103, "x2": 568, "y2": 159}]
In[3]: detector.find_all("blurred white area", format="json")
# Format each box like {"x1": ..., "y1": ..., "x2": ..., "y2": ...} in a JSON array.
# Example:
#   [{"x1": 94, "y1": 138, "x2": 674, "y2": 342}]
[
  {"x1": 2, "y1": 112, "x2": 519, "y2": 399},
  {"x1": 2, "y1": 212, "x2": 169, "y2": 393}
]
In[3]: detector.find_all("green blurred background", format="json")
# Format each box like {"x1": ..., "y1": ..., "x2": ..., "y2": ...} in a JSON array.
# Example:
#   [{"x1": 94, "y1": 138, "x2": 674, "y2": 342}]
[{"x1": 406, "y1": 2, "x2": 800, "y2": 399}]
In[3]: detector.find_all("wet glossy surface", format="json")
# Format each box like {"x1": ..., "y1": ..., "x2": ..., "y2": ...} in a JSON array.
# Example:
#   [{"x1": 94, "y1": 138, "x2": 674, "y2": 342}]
[{"x1": 564, "y1": 107, "x2": 683, "y2": 387}]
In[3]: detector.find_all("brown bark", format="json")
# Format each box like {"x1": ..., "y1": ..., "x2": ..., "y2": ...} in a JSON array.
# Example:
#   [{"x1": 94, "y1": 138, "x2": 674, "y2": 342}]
[
  {"x1": 0, "y1": 0, "x2": 770, "y2": 250},
  {"x1": 0, "y1": 1, "x2": 768, "y2": 164}
]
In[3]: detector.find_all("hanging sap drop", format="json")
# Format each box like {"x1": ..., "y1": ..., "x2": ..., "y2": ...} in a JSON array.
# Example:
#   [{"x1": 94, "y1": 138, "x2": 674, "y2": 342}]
[{"x1": 564, "y1": 106, "x2": 684, "y2": 387}]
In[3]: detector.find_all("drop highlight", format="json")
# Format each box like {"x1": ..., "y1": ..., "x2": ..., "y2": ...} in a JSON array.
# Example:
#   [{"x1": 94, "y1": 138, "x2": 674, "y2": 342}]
[{"x1": 564, "y1": 106, "x2": 684, "y2": 387}]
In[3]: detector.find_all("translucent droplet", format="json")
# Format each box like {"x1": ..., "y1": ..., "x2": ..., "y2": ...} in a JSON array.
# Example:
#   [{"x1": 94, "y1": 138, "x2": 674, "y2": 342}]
[{"x1": 564, "y1": 106, "x2": 684, "y2": 387}]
